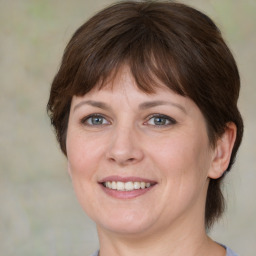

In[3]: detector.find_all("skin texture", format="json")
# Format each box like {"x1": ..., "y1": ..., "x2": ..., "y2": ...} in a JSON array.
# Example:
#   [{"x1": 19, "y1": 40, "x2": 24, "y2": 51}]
[{"x1": 66, "y1": 66, "x2": 236, "y2": 256}]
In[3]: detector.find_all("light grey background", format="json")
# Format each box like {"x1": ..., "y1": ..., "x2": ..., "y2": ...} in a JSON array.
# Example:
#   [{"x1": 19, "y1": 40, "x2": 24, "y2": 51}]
[{"x1": 1, "y1": 0, "x2": 255, "y2": 255}]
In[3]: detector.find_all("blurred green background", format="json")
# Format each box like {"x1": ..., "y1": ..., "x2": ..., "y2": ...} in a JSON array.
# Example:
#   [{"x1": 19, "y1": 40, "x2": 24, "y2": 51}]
[{"x1": 0, "y1": 0, "x2": 255, "y2": 255}]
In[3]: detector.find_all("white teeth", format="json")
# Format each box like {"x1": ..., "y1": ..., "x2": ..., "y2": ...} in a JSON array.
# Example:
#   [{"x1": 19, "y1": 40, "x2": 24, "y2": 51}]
[
  {"x1": 111, "y1": 181, "x2": 117, "y2": 189},
  {"x1": 134, "y1": 182, "x2": 141, "y2": 190},
  {"x1": 106, "y1": 181, "x2": 112, "y2": 189},
  {"x1": 124, "y1": 181, "x2": 133, "y2": 191},
  {"x1": 116, "y1": 181, "x2": 125, "y2": 191},
  {"x1": 104, "y1": 181, "x2": 153, "y2": 191}
]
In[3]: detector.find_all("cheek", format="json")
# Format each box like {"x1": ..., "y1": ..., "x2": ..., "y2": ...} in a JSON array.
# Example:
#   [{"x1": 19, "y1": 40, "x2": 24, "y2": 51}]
[
  {"x1": 66, "y1": 131, "x2": 104, "y2": 215},
  {"x1": 152, "y1": 136, "x2": 211, "y2": 213},
  {"x1": 148, "y1": 131, "x2": 211, "y2": 185},
  {"x1": 66, "y1": 130, "x2": 101, "y2": 178}
]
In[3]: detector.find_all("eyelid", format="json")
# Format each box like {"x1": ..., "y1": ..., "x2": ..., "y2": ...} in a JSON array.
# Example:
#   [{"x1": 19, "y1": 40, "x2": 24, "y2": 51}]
[
  {"x1": 144, "y1": 114, "x2": 177, "y2": 126},
  {"x1": 80, "y1": 113, "x2": 111, "y2": 126}
]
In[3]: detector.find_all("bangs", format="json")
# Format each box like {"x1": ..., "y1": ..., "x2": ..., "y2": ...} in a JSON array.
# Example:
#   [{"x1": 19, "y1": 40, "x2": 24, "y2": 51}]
[{"x1": 69, "y1": 12, "x2": 187, "y2": 97}]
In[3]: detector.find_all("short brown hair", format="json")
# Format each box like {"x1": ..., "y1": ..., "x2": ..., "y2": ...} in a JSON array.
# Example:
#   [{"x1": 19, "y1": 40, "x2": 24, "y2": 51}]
[{"x1": 47, "y1": 1, "x2": 243, "y2": 229}]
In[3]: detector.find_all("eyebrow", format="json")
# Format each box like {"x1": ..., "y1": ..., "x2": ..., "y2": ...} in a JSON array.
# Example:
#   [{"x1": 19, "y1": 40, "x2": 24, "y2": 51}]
[
  {"x1": 73, "y1": 100, "x2": 186, "y2": 114},
  {"x1": 139, "y1": 100, "x2": 187, "y2": 113},
  {"x1": 73, "y1": 100, "x2": 111, "y2": 112}
]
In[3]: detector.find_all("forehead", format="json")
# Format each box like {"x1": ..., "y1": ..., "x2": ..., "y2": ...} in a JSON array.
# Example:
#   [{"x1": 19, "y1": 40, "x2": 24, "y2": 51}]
[
  {"x1": 83, "y1": 65, "x2": 176, "y2": 97},
  {"x1": 74, "y1": 65, "x2": 169, "y2": 98},
  {"x1": 71, "y1": 66, "x2": 198, "y2": 116}
]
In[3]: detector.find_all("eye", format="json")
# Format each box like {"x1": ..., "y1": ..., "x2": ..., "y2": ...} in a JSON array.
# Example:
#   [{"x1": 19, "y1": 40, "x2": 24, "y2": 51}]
[
  {"x1": 81, "y1": 114, "x2": 110, "y2": 126},
  {"x1": 146, "y1": 114, "x2": 176, "y2": 126}
]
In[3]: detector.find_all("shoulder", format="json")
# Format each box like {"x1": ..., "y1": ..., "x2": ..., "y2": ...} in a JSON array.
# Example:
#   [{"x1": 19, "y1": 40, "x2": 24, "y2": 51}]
[{"x1": 225, "y1": 246, "x2": 239, "y2": 256}]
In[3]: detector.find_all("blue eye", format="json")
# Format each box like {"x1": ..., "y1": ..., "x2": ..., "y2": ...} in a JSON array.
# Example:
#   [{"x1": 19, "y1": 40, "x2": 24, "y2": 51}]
[
  {"x1": 82, "y1": 114, "x2": 109, "y2": 126},
  {"x1": 147, "y1": 115, "x2": 176, "y2": 126}
]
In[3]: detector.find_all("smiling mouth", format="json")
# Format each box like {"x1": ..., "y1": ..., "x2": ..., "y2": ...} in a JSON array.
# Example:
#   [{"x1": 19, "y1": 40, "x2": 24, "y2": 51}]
[{"x1": 103, "y1": 181, "x2": 155, "y2": 191}]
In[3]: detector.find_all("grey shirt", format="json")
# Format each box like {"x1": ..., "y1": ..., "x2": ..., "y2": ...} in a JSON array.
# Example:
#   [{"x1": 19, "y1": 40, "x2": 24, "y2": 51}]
[
  {"x1": 226, "y1": 246, "x2": 239, "y2": 256},
  {"x1": 90, "y1": 246, "x2": 238, "y2": 256}
]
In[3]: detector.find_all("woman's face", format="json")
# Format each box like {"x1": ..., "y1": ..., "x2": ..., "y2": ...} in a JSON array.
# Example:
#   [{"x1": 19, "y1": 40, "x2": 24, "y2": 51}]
[{"x1": 66, "y1": 66, "x2": 216, "y2": 237}]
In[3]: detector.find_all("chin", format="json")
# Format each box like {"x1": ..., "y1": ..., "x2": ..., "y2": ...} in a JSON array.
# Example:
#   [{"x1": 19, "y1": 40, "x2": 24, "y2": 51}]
[
  {"x1": 93, "y1": 208, "x2": 157, "y2": 236},
  {"x1": 99, "y1": 221, "x2": 154, "y2": 237}
]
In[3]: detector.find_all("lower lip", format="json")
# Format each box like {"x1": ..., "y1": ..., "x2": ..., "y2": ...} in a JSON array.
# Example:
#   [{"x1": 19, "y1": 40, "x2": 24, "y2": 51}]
[{"x1": 100, "y1": 185, "x2": 155, "y2": 199}]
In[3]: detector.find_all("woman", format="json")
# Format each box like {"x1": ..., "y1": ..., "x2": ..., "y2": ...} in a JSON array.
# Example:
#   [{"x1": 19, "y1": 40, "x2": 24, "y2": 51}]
[{"x1": 47, "y1": 1, "x2": 243, "y2": 255}]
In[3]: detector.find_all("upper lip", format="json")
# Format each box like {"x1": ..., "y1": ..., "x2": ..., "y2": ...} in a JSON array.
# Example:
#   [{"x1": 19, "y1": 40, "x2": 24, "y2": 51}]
[{"x1": 99, "y1": 175, "x2": 157, "y2": 184}]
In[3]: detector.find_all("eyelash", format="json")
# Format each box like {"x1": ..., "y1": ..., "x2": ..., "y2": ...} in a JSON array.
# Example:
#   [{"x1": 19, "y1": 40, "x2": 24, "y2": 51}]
[
  {"x1": 145, "y1": 114, "x2": 177, "y2": 127},
  {"x1": 81, "y1": 113, "x2": 176, "y2": 128},
  {"x1": 81, "y1": 114, "x2": 110, "y2": 126}
]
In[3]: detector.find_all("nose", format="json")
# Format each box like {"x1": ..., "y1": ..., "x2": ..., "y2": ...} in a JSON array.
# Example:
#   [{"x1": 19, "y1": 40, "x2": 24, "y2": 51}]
[{"x1": 106, "y1": 125, "x2": 144, "y2": 166}]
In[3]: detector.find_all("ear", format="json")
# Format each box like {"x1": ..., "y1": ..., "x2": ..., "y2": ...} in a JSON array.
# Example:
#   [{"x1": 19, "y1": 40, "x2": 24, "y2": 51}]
[{"x1": 208, "y1": 122, "x2": 237, "y2": 179}]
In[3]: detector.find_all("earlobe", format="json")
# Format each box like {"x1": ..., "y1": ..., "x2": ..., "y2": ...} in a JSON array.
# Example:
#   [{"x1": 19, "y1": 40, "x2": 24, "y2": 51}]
[{"x1": 208, "y1": 122, "x2": 237, "y2": 179}]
